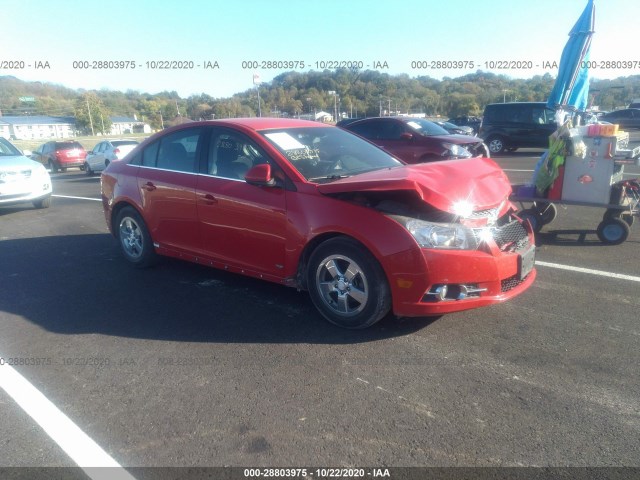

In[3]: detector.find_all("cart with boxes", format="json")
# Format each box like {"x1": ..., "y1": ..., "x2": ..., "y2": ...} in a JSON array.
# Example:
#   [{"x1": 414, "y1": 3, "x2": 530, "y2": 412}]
[{"x1": 511, "y1": 123, "x2": 640, "y2": 244}]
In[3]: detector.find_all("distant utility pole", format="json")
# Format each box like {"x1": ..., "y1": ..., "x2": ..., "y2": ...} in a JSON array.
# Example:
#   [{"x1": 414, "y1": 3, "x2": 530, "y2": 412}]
[
  {"x1": 86, "y1": 98, "x2": 95, "y2": 136},
  {"x1": 100, "y1": 114, "x2": 105, "y2": 135},
  {"x1": 253, "y1": 74, "x2": 262, "y2": 118},
  {"x1": 175, "y1": 100, "x2": 181, "y2": 116}
]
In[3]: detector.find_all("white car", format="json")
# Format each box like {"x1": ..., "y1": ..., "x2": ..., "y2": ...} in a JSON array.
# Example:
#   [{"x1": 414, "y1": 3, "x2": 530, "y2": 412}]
[
  {"x1": 0, "y1": 137, "x2": 52, "y2": 209},
  {"x1": 84, "y1": 139, "x2": 139, "y2": 175}
]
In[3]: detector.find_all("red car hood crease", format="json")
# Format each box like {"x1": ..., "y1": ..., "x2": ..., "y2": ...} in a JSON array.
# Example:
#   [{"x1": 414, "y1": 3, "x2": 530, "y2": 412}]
[{"x1": 316, "y1": 158, "x2": 512, "y2": 213}]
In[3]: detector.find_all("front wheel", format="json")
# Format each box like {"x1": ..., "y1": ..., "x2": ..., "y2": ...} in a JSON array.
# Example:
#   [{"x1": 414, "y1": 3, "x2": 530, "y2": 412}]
[
  {"x1": 115, "y1": 207, "x2": 158, "y2": 267},
  {"x1": 307, "y1": 237, "x2": 391, "y2": 329},
  {"x1": 85, "y1": 162, "x2": 94, "y2": 176},
  {"x1": 536, "y1": 202, "x2": 557, "y2": 225},
  {"x1": 486, "y1": 136, "x2": 506, "y2": 155},
  {"x1": 519, "y1": 208, "x2": 542, "y2": 233},
  {"x1": 33, "y1": 196, "x2": 51, "y2": 209}
]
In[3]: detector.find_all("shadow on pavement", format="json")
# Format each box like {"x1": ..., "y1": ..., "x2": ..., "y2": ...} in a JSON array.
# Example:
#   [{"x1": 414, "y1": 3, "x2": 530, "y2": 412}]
[{"x1": 0, "y1": 234, "x2": 436, "y2": 344}]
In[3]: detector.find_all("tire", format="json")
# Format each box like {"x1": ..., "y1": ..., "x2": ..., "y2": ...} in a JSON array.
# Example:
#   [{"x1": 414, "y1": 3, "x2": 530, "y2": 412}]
[
  {"x1": 603, "y1": 209, "x2": 634, "y2": 227},
  {"x1": 48, "y1": 160, "x2": 58, "y2": 173},
  {"x1": 115, "y1": 207, "x2": 158, "y2": 267},
  {"x1": 33, "y1": 196, "x2": 51, "y2": 209},
  {"x1": 306, "y1": 237, "x2": 391, "y2": 329},
  {"x1": 596, "y1": 217, "x2": 630, "y2": 245},
  {"x1": 519, "y1": 209, "x2": 542, "y2": 233},
  {"x1": 486, "y1": 135, "x2": 506, "y2": 154},
  {"x1": 85, "y1": 162, "x2": 94, "y2": 176},
  {"x1": 536, "y1": 202, "x2": 557, "y2": 225}
]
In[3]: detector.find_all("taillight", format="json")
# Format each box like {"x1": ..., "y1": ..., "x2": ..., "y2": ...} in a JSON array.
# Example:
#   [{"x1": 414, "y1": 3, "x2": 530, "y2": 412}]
[{"x1": 113, "y1": 148, "x2": 120, "y2": 155}]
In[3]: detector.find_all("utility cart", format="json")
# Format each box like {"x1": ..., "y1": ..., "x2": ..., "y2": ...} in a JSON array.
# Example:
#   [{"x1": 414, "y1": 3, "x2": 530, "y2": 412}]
[{"x1": 511, "y1": 128, "x2": 640, "y2": 245}]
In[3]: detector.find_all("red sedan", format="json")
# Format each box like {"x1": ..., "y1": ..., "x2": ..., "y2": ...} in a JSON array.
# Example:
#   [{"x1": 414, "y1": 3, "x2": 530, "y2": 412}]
[{"x1": 101, "y1": 118, "x2": 536, "y2": 329}]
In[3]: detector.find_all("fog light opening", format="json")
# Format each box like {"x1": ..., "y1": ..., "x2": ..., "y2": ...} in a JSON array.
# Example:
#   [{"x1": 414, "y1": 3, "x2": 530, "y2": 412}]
[{"x1": 423, "y1": 283, "x2": 488, "y2": 302}]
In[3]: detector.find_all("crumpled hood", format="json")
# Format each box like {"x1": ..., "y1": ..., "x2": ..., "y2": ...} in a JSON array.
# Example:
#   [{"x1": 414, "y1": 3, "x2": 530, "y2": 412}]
[{"x1": 317, "y1": 157, "x2": 512, "y2": 214}]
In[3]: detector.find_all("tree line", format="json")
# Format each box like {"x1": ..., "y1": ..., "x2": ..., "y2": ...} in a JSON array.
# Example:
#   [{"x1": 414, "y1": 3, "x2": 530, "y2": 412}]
[{"x1": 1, "y1": 71, "x2": 639, "y2": 133}]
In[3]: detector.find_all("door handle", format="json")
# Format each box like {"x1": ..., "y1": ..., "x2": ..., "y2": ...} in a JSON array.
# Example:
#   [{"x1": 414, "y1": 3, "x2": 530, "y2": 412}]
[
  {"x1": 143, "y1": 182, "x2": 156, "y2": 191},
  {"x1": 202, "y1": 193, "x2": 218, "y2": 205}
]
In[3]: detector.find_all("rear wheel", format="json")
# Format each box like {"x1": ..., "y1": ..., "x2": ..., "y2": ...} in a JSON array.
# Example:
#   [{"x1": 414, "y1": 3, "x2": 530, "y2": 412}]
[
  {"x1": 48, "y1": 160, "x2": 58, "y2": 173},
  {"x1": 307, "y1": 237, "x2": 390, "y2": 329},
  {"x1": 115, "y1": 207, "x2": 158, "y2": 267},
  {"x1": 596, "y1": 217, "x2": 630, "y2": 245}
]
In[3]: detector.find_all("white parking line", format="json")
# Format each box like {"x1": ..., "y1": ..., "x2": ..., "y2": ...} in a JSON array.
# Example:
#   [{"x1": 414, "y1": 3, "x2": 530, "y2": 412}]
[
  {"x1": 535, "y1": 260, "x2": 640, "y2": 283},
  {"x1": 53, "y1": 194, "x2": 102, "y2": 202},
  {"x1": 0, "y1": 361, "x2": 135, "y2": 480}
]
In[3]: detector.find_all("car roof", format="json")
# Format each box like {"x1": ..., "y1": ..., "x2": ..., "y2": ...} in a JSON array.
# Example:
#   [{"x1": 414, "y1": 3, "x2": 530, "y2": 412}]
[{"x1": 182, "y1": 118, "x2": 332, "y2": 132}]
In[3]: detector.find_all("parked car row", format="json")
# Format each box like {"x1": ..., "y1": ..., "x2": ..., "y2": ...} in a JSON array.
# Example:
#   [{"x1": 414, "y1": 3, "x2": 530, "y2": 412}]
[
  {"x1": 4, "y1": 117, "x2": 538, "y2": 329},
  {"x1": 27, "y1": 139, "x2": 139, "y2": 174}
]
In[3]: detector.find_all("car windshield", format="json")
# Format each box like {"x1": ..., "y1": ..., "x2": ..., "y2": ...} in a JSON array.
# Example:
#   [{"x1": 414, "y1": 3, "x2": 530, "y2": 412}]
[
  {"x1": 260, "y1": 126, "x2": 402, "y2": 182},
  {"x1": 0, "y1": 138, "x2": 22, "y2": 157},
  {"x1": 403, "y1": 118, "x2": 449, "y2": 136}
]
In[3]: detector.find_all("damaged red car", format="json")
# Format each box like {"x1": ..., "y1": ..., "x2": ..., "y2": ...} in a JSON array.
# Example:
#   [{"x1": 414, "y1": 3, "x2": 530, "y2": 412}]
[{"x1": 101, "y1": 118, "x2": 536, "y2": 329}]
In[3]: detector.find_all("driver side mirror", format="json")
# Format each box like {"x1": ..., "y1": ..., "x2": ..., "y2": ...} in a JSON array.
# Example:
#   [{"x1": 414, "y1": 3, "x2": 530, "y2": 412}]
[
  {"x1": 245, "y1": 163, "x2": 276, "y2": 187},
  {"x1": 400, "y1": 132, "x2": 413, "y2": 141}
]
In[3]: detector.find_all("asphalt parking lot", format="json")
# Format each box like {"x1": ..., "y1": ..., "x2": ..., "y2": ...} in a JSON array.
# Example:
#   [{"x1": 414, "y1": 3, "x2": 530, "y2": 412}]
[{"x1": 1, "y1": 135, "x2": 639, "y2": 477}]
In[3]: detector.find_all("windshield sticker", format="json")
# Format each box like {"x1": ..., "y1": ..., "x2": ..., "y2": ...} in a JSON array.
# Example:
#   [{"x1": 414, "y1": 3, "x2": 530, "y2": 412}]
[
  {"x1": 286, "y1": 147, "x2": 320, "y2": 161},
  {"x1": 264, "y1": 132, "x2": 306, "y2": 151}
]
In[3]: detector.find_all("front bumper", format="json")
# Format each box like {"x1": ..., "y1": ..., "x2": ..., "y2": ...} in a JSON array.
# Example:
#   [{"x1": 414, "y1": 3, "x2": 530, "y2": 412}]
[
  {"x1": 387, "y1": 219, "x2": 536, "y2": 317},
  {"x1": 0, "y1": 178, "x2": 52, "y2": 206}
]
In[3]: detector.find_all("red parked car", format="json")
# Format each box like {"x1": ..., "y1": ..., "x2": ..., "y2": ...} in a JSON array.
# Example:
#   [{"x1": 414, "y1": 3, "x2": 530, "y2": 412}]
[
  {"x1": 338, "y1": 116, "x2": 489, "y2": 163},
  {"x1": 31, "y1": 140, "x2": 87, "y2": 173},
  {"x1": 101, "y1": 118, "x2": 536, "y2": 329}
]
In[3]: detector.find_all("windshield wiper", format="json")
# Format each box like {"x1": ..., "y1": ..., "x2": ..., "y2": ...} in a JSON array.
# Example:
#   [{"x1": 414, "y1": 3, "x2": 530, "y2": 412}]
[{"x1": 308, "y1": 173, "x2": 352, "y2": 182}]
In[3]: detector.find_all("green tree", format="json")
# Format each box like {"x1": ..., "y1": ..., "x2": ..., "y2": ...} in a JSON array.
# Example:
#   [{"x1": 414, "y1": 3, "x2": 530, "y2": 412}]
[{"x1": 74, "y1": 93, "x2": 111, "y2": 135}]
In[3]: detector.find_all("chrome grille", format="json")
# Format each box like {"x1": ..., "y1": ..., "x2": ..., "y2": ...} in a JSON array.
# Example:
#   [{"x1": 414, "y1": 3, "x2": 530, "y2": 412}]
[
  {"x1": 468, "y1": 207, "x2": 499, "y2": 219},
  {"x1": 474, "y1": 219, "x2": 530, "y2": 253}
]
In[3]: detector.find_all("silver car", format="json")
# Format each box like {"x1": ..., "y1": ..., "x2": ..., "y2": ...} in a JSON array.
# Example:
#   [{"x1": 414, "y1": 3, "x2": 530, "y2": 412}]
[
  {"x1": 0, "y1": 137, "x2": 52, "y2": 209},
  {"x1": 84, "y1": 139, "x2": 139, "y2": 175}
]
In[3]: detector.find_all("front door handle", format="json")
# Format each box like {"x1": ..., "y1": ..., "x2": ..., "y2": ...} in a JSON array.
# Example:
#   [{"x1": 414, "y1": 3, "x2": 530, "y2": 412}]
[
  {"x1": 202, "y1": 193, "x2": 218, "y2": 205},
  {"x1": 143, "y1": 182, "x2": 156, "y2": 191}
]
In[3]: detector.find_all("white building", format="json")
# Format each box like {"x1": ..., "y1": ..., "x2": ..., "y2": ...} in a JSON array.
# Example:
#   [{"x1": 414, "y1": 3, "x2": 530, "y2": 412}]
[
  {"x1": 0, "y1": 116, "x2": 76, "y2": 140},
  {"x1": 110, "y1": 116, "x2": 151, "y2": 135}
]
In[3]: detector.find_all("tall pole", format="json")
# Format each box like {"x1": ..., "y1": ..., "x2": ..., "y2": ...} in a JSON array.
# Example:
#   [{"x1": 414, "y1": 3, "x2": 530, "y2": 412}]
[{"x1": 86, "y1": 98, "x2": 95, "y2": 136}]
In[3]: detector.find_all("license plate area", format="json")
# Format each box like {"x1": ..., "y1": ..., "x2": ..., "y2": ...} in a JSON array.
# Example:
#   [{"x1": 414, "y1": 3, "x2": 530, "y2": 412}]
[{"x1": 518, "y1": 246, "x2": 536, "y2": 280}]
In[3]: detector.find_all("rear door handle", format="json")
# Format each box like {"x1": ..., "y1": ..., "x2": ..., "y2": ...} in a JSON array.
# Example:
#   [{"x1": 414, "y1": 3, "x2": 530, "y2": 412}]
[{"x1": 143, "y1": 182, "x2": 156, "y2": 191}]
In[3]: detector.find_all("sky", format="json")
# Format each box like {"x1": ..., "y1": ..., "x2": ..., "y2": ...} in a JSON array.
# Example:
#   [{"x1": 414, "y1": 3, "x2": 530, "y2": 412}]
[{"x1": 1, "y1": 0, "x2": 639, "y2": 100}]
